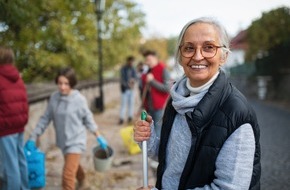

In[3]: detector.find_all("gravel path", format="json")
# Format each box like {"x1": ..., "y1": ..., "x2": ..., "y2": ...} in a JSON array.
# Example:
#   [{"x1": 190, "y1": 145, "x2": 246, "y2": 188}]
[{"x1": 42, "y1": 96, "x2": 290, "y2": 190}]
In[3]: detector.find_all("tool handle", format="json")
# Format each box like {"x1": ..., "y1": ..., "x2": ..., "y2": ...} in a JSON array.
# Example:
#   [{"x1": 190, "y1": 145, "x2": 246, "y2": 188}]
[
  {"x1": 141, "y1": 110, "x2": 148, "y2": 188},
  {"x1": 141, "y1": 110, "x2": 147, "y2": 121}
]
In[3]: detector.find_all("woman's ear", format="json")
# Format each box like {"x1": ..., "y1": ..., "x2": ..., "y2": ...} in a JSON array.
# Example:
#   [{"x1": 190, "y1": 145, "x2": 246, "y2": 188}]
[{"x1": 220, "y1": 51, "x2": 228, "y2": 66}]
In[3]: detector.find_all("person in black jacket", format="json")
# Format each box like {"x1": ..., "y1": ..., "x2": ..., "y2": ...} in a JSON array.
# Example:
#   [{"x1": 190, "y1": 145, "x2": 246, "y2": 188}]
[
  {"x1": 119, "y1": 56, "x2": 138, "y2": 125},
  {"x1": 134, "y1": 17, "x2": 260, "y2": 190}
]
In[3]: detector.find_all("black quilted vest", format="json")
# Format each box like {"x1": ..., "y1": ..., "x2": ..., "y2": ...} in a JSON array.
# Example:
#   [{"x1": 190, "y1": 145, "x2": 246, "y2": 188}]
[{"x1": 156, "y1": 72, "x2": 261, "y2": 190}]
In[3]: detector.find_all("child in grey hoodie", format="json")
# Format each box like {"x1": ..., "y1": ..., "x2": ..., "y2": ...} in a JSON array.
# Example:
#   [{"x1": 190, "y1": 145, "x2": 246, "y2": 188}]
[{"x1": 25, "y1": 67, "x2": 107, "y2": 189}]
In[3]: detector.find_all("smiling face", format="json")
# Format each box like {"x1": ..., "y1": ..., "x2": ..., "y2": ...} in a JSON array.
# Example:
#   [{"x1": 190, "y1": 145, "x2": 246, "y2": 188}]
[
  {"x1": 57, "y1": 76, "x2": 72, "y2": 95},
  {"x1": 180, "y1": 23, "x2": 227, "y2": 87}
]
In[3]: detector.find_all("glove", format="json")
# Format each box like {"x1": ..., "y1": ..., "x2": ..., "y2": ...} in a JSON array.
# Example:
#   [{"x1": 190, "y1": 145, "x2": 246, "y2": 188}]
[
  {"x1": 25, "y1": 140, "x2": 36, "y2": 151},
  {"x1": 96, "y1": 136, "x2": 108, "y2": 149}
]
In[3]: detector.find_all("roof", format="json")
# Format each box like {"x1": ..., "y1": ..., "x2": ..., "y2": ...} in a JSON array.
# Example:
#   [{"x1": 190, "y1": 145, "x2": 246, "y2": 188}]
[{"x1": 230, "y1": 30, "x2": 248, "y2": 50}]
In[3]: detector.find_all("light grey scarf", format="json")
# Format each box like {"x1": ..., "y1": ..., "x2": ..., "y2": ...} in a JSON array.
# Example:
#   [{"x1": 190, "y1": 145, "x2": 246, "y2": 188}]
[{"x1": 170, "y1": 72, "x2": 219, "y2": 115}]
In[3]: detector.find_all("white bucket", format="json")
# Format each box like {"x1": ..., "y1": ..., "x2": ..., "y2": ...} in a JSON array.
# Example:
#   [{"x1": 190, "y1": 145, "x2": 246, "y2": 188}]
[{"x1": 92, "y1": 145, "x2": 114, "y2": 172}]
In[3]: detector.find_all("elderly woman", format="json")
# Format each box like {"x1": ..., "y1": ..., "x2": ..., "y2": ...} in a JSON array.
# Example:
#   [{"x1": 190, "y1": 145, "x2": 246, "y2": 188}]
[{"x1": 134, "y1": 17, "x2": 261, "y2": 190}]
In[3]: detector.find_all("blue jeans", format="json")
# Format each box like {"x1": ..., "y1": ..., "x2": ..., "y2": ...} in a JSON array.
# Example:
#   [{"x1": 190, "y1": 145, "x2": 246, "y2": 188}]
[
  {"x1": 0, "y1": 132, "x2": 30, "y2": 190},
  {"x1": 120, "y1": 89, "x2": 135, "y2": 120},
  {"x1": 149, "y1": 109, "x2": 164, "y2": 138}
]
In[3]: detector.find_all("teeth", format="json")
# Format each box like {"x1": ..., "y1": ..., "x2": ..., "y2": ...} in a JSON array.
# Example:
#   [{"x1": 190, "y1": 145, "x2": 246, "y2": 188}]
[{"x1": 191, "y1": 65, "x2": 207, "y2": 69}]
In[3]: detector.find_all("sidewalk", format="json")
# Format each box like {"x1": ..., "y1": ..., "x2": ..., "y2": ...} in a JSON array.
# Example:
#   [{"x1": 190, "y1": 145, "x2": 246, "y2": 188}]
[{"x1": 44, "y1": 91, "x2": 156, "y2": 190}]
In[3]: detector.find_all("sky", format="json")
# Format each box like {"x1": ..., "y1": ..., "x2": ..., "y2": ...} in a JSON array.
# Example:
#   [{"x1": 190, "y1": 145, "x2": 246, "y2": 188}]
[{"x1": 136, "y1": 0, "x2": 290, "y2": 38}]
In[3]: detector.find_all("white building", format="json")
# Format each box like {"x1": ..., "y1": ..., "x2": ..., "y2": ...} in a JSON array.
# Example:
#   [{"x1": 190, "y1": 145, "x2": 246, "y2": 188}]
[{"x1": 225, "y1": 30, "x2": 248, "y2": 70}]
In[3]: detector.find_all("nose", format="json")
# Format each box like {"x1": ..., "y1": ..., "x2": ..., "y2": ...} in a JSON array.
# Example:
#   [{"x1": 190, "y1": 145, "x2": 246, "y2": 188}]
[
  {"x1": 59, "y1": 84, "x2": 66, "y2": 90},
  {"x1": 191, "y1": 47, "x2": 204, "y2": 61}
]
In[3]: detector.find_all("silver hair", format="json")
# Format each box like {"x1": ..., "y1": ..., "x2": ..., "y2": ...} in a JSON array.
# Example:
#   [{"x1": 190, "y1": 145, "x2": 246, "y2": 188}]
[{"x1": 174, "y1": 17, "x2": 231, "y2": 64}]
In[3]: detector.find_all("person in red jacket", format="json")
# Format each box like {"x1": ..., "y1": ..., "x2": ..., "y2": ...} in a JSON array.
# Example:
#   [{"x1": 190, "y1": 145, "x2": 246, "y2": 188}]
[
  {"x1": 0, "y1": 46, "x2": 30, "y2": 190},
  {"x1": 141, "y1": 50, "x2": 170, "y2": 137}
]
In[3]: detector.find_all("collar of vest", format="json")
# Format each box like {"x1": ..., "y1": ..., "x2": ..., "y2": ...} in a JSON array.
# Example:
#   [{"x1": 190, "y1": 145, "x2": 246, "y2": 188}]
[{"x1": 187, "y1": 70, "x2": 231, "y2": 129}]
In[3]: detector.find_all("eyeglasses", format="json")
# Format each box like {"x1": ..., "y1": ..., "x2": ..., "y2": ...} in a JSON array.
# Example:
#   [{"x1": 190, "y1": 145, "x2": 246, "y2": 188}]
[{"x1": 179, "y1": 42, "x2": 226, "y2": 59}]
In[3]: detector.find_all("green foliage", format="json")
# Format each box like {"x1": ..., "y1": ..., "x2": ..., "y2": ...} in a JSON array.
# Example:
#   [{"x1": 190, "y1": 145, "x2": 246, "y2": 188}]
[
  {"x1": 245, "y1": 6, "x2": 290, "y2": 88},
  {"x1": 102, "y1": 0, "x2": 145, "y2": 69},
  {"x1": 136, "y1": 36, "x2": 177, "y2": 65},
  {"x1": 0, "y1": 0, "x2": 145, "y2": 82},
  {"x1": 255, "y1": 40, "x2": 290, "y2": 84},
  {"x1": 139, "y1": 37, "x2": 169, "y2": 62},
  {"x1": 167, "y1": 36, "x2": 178, "y2": 57},
  {"x1": 246, "y1": 6, "x2": 290, "y2": 61}
]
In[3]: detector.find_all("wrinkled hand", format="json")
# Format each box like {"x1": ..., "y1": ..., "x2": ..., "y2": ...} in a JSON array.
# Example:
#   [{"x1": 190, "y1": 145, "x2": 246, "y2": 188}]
[
  {"x1": 136, "y1": 185, "x2": 155, "y2": 190},
  {"x1": 134, "y1": 115, "x2": 152, "y2": 142},
  {"x1": 97, "y1": 136, "x2": 108, "y2": 149},
  {"x1": 25, "y1": 140, "x2": 36, "y2": 151}
]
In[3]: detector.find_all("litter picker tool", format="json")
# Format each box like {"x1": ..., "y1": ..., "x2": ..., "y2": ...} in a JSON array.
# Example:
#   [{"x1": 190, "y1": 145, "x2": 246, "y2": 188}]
[{"x1": 141, "y1": 110, "x2": 148, "y2": 188}]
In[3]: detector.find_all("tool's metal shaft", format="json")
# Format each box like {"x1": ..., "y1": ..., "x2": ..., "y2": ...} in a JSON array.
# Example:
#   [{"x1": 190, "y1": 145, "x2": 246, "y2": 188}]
[
  {"x1": 142, "y1": 141, "x2": 148, "y2": 187},
  {"x1": 141, "y1": 110, "x2": 148, "y2": 188}
]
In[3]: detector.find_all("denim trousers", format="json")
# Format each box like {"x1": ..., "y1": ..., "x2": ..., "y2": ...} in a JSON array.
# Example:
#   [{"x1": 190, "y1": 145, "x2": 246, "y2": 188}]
[
  {"x1": 149, "y1": 109, "x2": 164, "y2": 138},
  {"x1": 119, "y1": 89, "x2": 135, "y2": 120},
  {"x1": 0, "y1": 132, "x2": 30, "y2": 190},
  {"x1": 62, "y1": 153, "x2": 85, "y2": 190}
]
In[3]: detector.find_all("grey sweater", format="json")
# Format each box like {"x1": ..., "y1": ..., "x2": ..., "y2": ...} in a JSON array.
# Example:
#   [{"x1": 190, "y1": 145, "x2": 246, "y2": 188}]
[
  {"x1": 147, "y1": 74, "x2": 255, "y2": 190},
  {"x1": 30, "y1": 90, "x2": 97, "y2": 154}
]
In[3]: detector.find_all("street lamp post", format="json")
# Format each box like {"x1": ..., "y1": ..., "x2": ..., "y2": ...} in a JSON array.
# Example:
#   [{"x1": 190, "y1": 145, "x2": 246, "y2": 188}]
[{"x1": 95, "y1": 0, "x2": 106, "y2": 112}]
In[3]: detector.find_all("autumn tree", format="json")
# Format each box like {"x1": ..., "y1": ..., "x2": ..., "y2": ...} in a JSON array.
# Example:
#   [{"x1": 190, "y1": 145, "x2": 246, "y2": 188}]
[
  {"x1": 138, "y1": 37, "x2": 168, "y2": 63},
  {"x1": 102, "y1": 0, "x2": 145, "y2": 69},
  {"x1": 0, "y1": 0, "x2": 145, "y2": 82},
  {"x1": 246, "y1": 6, "x2": 290, "y2": 61},
  {"x1": 246, "y1": 6, "x2": 290, "y2": 91},
  {"x1": 167, "y1": 36, "x2": 178, "y2": 57}
]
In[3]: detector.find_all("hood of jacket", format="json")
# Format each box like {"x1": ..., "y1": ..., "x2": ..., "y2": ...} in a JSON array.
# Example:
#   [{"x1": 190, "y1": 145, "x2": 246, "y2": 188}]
[{"x1": 0, "y1": 64, "x2": 20, "y2": 83}]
